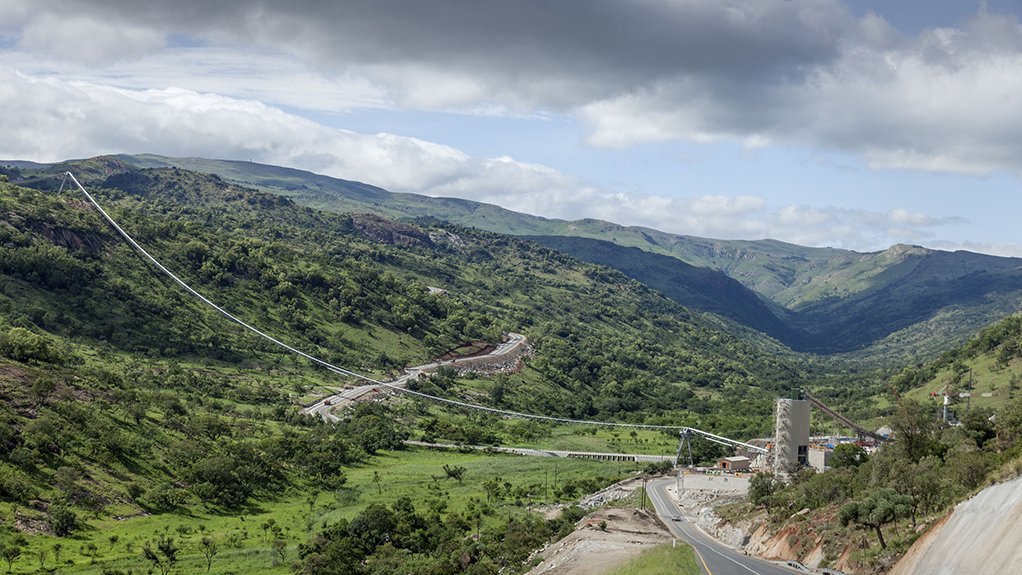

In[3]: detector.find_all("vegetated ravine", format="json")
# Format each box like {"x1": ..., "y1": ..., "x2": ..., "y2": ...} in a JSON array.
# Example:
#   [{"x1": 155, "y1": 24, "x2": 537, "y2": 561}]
[{"x1": 90, "y1": 154, "x2": 1022, "y2": 361}]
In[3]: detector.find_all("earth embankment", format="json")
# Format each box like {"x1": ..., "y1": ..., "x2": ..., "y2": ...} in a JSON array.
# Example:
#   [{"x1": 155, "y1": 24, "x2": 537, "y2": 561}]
[{"x1": 889, "y1": 474, "x2": 1022, "y2": 575}]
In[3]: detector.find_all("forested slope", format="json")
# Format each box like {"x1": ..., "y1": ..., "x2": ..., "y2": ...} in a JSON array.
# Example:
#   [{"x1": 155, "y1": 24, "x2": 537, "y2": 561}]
[
  {"x1": 0, "y1": 157, "x2": 830, "y2": 572},
  {"x1": 88, "y1": 154, "x2": 1022, "y2": 363}
]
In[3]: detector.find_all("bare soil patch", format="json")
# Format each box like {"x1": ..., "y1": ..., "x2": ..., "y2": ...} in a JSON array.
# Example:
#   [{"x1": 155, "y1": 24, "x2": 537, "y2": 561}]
[{"x1": 527, "y1": 507, "x2": 672, "y2": 575}]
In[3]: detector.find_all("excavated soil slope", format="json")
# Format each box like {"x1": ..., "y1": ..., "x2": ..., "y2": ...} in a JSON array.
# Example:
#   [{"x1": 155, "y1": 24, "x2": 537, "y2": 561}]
[
  {"x1": 527, "y1": 508, "x2": 672, "y2": 575},
  {"x1": 889, "y1": 474, "x2": 1022, "y2": 575}
]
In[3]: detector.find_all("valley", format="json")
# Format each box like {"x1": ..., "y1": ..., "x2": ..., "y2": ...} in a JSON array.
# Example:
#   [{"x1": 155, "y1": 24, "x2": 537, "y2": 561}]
[
  {"x1": 1, "y1": 158, "x2": 1022, "y2": 575},
  {"x1": 99, "y1": 155, "x2": 1022, "y2": 361},
  {"x1": 6, "y1": 3, "x2": 1022, "y2": 575}
]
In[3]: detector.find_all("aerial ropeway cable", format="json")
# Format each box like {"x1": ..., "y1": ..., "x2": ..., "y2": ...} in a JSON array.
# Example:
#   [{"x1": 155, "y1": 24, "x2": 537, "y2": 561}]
[{"x1": 62, "y1": 171, "x2": 767, "y2": 453}]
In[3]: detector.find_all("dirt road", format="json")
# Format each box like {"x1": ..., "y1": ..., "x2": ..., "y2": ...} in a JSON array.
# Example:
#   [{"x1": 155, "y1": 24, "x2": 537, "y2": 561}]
[{"x1": 302, "y1": 332, "x2": 527, "y2": 421}]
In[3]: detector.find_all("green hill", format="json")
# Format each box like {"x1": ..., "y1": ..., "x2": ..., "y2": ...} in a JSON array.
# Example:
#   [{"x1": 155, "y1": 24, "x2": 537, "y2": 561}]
[
  {"x1": 53, "y1": 154, "x2": 1019, "y2": 362},
  {"x1": 892, "y1": 313, "x2": 1022, "y2": 417},
  {"x1": 0, "y1": 158, "x2": 848, "y2": 573},
  {"x1": 3, "y1": 155, "x2": 1015, "y2": 573}
]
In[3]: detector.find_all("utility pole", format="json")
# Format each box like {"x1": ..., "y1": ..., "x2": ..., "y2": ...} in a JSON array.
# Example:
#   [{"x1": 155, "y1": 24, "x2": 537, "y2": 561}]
[
  {"x1": 640, "y1": 475, "x2": 648, "y2": 511},
  {"x1": 966, "y1": 369, "x2": 973, "y2": 416}
]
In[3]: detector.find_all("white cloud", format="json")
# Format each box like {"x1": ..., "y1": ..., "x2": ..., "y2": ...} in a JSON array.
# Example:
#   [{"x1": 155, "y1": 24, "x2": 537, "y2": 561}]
[
  {"x1": 888, "y1": 208, "x2": 934, "y2": 227},
  {"x1": 0, "y1": 46, "x2": 391, "y2": 114},
  {"x1": 19, "y1": 13, "x2": 164, "y2": 65},
  {"x1": 0, "y1": 67, "x2": 999, "y2": 254},
  {"x1": 5, "y1": 1, "x2": 1022, "y2": 178},
  {"x1": 582, "y1": 11, "x2": 1022, "y2": 176},
  {"x1": 928, "y1": 241, "x2": 1022, "y2": 258}
]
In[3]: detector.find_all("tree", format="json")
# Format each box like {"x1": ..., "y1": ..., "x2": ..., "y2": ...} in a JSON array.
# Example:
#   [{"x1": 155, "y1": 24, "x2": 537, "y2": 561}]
[
  {"x1": 0, "y1": 327, "x2": 60, "y2": 364},
  {"x1": 30, "y1": 377, "x2": 57, "y2": 406},
  {"x1": 443, "y1": 464, "x2": 466, "y2": 484},
  {"x1": 34, "y1": 548, "x2": 46, "y2": 571},
  {"x1": 748, "y1": 472, "x2": 779, "y2": 507},
  {"x1": 0, "y1": 545, "x2": 20, "y2": 573},
  {"x1": 187, "y1": 455, "x2": 254, "y2": 508},
  {"x1": 84, "y1": 542, "x2": 98, "y2": 563},
  {"x1": 838, "y1": 488, "x2": 913, "y2": 549},
  {"x1": 997, "y1": 395, "x2": 1022, "y2": 451},
  {"x1": 372, "y1": 471, "x2": 383, "y2": 495},
  {"x1": 199, "y1": 536, "x2": 219, "y2": 573},
  {"x1": 142, "y1": 535, "x2": 179, "y2": 575},
  {"x1": 890, "y1": 455, "x2": 944, "y2": 528},
  {"x1": 890, "y1": 400, "x2": 941, "y2": 463},
  {"x1": 483, "y1": 477, "x2": 502, "y2": 503},
  {"x1": 49, "y1": 502, "x2": 78, "y2": 536},
  {"x1": 272, "y1": 538, "x2": 289, "y2": 564},
  {"x1": 960, "y1": 407, "x2": 996, "y2": 448},
  {"x1": 830, "y1": 443, "x2": 868, "y2": 468},
  {"x1": 490, "y1": 376, "x2": 506, "y2": 406}
]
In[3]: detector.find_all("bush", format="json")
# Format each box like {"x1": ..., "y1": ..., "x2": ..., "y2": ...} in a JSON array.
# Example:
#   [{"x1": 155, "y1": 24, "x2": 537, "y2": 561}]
[
  {"x1": 139, "y1": 483, "x2": 185, "y2": 513},
  {"x1": 0, "y1": 465, "x2": 36, "y2": 503},
  {"x1": 0, "y1": 327, "x2": 62, "y2": 364},
  {"x1": 187, "y1": 456, "x2": 254, "y2": 508},
  {"x1": 49, "y1": 501, "x2": 78, "y2": 536},
  {"x1": 748, "y1": 472, "x2": 780, "y2": 507}
]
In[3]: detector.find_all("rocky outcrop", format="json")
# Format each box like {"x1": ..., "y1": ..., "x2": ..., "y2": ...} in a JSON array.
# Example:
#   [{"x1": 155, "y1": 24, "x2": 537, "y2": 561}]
[
  {"x1": 688, "y1": 494, "x2": 859, "y2": 573},
  {"x1": 28, "y1": 221, "x2": 104, "y2": 255},
  {"x1": 350, "y1": 214, "x2": 435, "y2": 247}
]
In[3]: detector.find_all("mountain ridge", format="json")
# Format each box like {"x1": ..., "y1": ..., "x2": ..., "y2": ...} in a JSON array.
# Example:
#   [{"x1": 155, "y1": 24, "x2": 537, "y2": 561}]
[{"x1": 7, "y1": 154, "x2": 1022, "y2": 360}]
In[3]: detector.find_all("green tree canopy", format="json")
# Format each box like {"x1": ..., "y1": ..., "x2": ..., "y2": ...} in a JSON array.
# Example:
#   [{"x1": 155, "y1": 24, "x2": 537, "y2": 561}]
[{"x1": 838, "y1": 488, "x2": 912, "y2": 549}]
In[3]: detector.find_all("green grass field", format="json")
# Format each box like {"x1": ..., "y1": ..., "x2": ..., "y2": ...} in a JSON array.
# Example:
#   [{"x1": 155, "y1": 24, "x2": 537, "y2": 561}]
[
  {"x1": 3, "y1": 447, "x2": 627, "y2": 575},
  {"x1": 607, "y1": 543, "x2": 701, "y2": 575}
]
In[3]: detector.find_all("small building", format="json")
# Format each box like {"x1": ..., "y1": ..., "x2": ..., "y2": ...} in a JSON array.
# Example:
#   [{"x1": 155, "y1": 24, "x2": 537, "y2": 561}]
[
  {"x1": 808, "y1": 447, "x2": 831, "y2": 472},
  {"x1": 718, "y1": 456, "x2": 751, "y2": 472},
  {"x1": 876, "y1": 425, "x2": 894, "y2": 439}
]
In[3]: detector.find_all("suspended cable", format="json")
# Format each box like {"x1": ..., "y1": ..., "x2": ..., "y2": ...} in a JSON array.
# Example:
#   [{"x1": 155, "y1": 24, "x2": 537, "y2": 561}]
[{"x1": 64, "y1": 171, "x2": 769, "y2": 449}]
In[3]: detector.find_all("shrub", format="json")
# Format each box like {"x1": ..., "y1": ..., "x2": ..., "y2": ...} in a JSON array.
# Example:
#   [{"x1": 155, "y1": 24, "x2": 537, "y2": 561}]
[
  {"x1": 49, "y1": 502, "x2": 78, "y2": 536},
  {"x1": 0, "y1": 327, "x2": 61, "y2": 364}
]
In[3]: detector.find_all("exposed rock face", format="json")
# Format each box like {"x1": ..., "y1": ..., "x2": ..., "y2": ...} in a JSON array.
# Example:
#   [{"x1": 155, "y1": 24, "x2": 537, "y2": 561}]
[
  {"x1": 29, "y1": 222, "x2": 104, "y2": 255},
  {"x1": 350, "y1": 214, "x2": 435, "y2": 247},
  {"x1": 429, "y1": 229, "x2": 466, "y2": 250},
  {"x1": 527, "y1": 504, "x2": 671, "y2": 575}
]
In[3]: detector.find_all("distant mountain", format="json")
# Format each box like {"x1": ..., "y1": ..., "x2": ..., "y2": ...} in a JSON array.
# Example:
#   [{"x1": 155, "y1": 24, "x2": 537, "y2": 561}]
[
  {"x1": 524, "y1": 236, "x2": 1022, "y2": 356},
  {"x1": 10, "y1": 154, "x2": 1022, "y2": 359},
  {"x1": 527, "y1": 235, "x2": 804, "y2": 346}
]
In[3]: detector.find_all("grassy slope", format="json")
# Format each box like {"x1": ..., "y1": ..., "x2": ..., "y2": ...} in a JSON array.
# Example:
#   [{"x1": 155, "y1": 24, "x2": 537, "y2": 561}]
[
  {"x1": 0, "y1": 160, "x2": 827, "y2": 572},
  {"x1": 99, "y1": 155, "x2": 1022, "y2": 364},
  {"x1": 894, "y1": 314, "x2": 1022, "y2": 415},
  {"x1": 5, "y1": 448, "x2": 619, "y2": 575}
]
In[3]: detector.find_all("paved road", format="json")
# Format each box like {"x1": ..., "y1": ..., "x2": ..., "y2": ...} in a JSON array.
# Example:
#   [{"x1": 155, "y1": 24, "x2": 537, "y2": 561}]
[
  {"x1": 303, "y1": 333, "x2": 527, "y2": 422},
  {"x1": 647, "y1": 479, "x2": 796, "y2": 575}
]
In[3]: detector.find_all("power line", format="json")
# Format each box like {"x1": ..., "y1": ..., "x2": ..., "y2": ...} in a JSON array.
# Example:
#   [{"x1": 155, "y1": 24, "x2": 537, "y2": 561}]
[{"x1": 63, "y1": 171, "x2": 767, "y2": 450}]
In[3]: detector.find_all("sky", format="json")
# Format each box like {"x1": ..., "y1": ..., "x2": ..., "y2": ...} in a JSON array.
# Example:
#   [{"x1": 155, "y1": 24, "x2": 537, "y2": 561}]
[{"x1": 1, "y1": 0, "x2": 1021, "y2": 255}]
